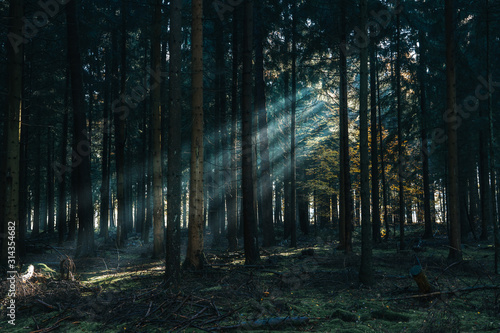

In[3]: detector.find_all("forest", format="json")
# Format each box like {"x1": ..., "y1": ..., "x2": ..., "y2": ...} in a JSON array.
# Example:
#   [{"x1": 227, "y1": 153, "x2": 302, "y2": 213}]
[{"x1": 1, "y1": 0, "x2": 500, "y2": 331}]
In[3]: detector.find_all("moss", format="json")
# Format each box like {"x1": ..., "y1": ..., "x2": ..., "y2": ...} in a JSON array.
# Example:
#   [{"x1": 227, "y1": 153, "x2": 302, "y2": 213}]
[
  {"x1": 371, "y1": 308, "x2": 411, "y2": 322},
  {"x1": 331, "y1": 308, "x2": 358, "y2": 322}
]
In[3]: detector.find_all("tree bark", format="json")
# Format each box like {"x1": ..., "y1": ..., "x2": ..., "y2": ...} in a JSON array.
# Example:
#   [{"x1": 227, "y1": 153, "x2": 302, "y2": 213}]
[
  {"x1": 166, "y1": 0, "x2": 182, "y2": 281},
  {"x1": 226, "y1": 8, "x2": 239, "y2": 252},
  {"x1": 1, "y1": 0, "x2": 24, "y2": 268},
  {"x1": 66, "y1": 0, "x2": 95, "y2": 257},
  {"x1": 242, "y1": 0, "x2": 259, "y2": 265},
  {"x1": 359, "y1": 0, "x2": 373, "y2": 286},
  {"x1": 151, "y1": 0, "x2": 165, "y2": 259},
  {"x1": 419, "y1": 30, "x2": 433, "y2": 239},
  {"x1": 185, "y1": 0, "x2": 205, "y2": 269},
  {"x1": 290, "y1": 0, "x2": 297, "y2": 248},
  {"x1": 445, "y1": 0, "x2": 462, "y2": 261},
  {"x1": 370, "y1": 43, "x2": 381, "y2": 243},
  {"x1": 338, "y1": 0, "x2": 352, "y2": 253},
  {"x1": 396, "y1": 0, "x2": 405, "y2": 250},
  {"x1": 255, "y1": 2, "x2": 275, "y2": 248}
]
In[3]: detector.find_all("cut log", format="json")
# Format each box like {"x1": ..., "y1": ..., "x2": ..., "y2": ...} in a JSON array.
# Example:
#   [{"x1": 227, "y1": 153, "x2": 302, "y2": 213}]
[{"x1": 410, "y1": 265, "x2": 431, "y2": 294}]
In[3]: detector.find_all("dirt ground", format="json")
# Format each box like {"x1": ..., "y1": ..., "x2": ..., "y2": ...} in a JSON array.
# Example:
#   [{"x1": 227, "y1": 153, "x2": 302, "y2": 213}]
[{"x1": 1, "y1": 226, "x2": 500, "y2": 332}]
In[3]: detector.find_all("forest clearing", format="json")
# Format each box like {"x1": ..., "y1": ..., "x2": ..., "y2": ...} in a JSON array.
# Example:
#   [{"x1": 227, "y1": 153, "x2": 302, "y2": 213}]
[{"x1": 1, "y1": 226, "x2": 500, "y2": 332}]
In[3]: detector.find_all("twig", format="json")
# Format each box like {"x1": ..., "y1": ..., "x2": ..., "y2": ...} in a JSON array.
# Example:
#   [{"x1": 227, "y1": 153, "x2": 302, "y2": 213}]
[
  {"x1": 36, "y1": 299, "x2": 56, "y2": 311},
  {"x1": 145, "y1": 301, "x2": 153, "y2": 317},
  {"x1": 29, "y1": 315, "x2": 71, "y2": 333},
  {"x1": 173, "y1": 307, "x2": 207, "y2": 332}
]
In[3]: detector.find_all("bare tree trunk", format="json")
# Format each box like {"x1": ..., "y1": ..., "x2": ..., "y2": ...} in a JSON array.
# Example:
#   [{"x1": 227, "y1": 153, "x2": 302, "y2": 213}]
[
  {"x1": 151, "y1": 0, "x2": 165, "y2": 259},
  {"x1": 47, "y1": 129, "x2": 55, "y2": 233},
  {"x1": 66, "y1": 0, "x2": 94, "y2": 257},
  {"x1": 290, "y1": 1, "x2": 297, "y2": 248},
  {"x1": 1, "y1": 0, "x2": 24, "y2": 267},
  {"x1": 166, "y1": 0, "x2": 182, "y2": 281},
  {"x1": 100, "y1": 46, "x2": 111, "y2": 241},
  {"x1": 419, "y1": 30, "x2": 433, "y2": 239},
  {"x1": 242, "y1": 0, "x2": 259, "y2": 264},
  {"x1": 396, "y1": 0, "x2": 405, "y2": 250},
  {"x1": 185, "y1": 0, "x2": 205, "y2": 269},
  {"x1": 338, "y1": 0, "x2": 352, "y2": 253},
  {"x1": 255, "y1": 2, "x2": 275, "y2": 247},
  {"x1": 370, "y1": 43, "x2": 381, "y2": 243},
  {"x1": 359, "y1": 0, "x2": 373, "y2": 286},
  {"x1": 445, "y1": 0, "x2": 461, "y2": 261},
  {"x1": 226, "y1": 8, "x2": 239, "y2": 252}
]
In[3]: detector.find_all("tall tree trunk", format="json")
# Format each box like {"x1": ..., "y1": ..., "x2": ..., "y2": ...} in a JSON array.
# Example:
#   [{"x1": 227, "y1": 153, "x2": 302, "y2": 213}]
[
  {"x1": 166, "y1": 0, "x2": 182, "y2": 281},
  {"x1": 47, "y1": 129, "x2": 55, "y2": 233},
  {"x1": 185, "y1": 0, "x2": 205, "y2": 269},
  {"x1": 67, "y1": 156, "x2": 77, "y2": 241},
  {"x1": 152, "y1": 0, "x2": 165, "y2": 259},
  {"x1": 485, "y1": 0, "x2": 499, "y2": 273},
  {"x1": 242, "y1": 0, "x2": 259, "y2": 264},
  {"x1": 100, "y1": 45, "x2": 111, "y2": 241},
  {"x1": 255, "y1": 2, "x2": 275, "y2": 247},
  {"x1": 445, "y1": 0, "x2": 461, "y2": 261},
  {"x1": 359, "y1": 0, "x2": 373, "y2": 286},
  {"x1": 1, "y1": 0, "x2": 23, "y2": 268},
  {"x1": 290, "y1": 0, "x2": 297, "y2": 248},
  {"x1": 58, "y1": 72, "x2": 69, "y2": 245},
  {"x1": 33, "y1": 137, "x2": 41, "y2": 238},
  {"x1": 66, "y1": 0, "x2": 95, "y2": 257},
  {"x1": 396, "y1": 0, "x2": 405, "y2": 250},
  {"x1": 419, "y1": 30, "x2": 433, "y2": 239},
  {"x1": 377, "y1": 56, "x2": 389, "y2": 238},
  {"x1": 339, "y1": 0, "x2": 352, "y2": 253},
  {"x1": 226, "y1": 8, "x2": 239, "y2": 252},
  {"x1": 370, "y1": 43, "x2": 381, "y2": 243}
]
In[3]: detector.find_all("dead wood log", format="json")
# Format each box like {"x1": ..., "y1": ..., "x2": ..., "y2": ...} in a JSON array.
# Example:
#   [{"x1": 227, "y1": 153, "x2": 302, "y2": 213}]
[{"x1": 410, "y1": 265, "x2": 431, "y2": 294}]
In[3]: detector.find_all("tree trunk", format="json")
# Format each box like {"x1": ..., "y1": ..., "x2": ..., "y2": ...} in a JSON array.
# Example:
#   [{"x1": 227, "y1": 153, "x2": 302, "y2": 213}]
[
  {"x1": 166, "y1": 0, "x2": 182, "y2": 281},
  {"x1": 338, "y1": 0, "x2": 352, "y2": 253},
  {"x1": 359, "y1": 0, "x2": 373, "y2": 286},
  {"x1": 1, "y1": 0, "x2": 23, "y2": 268},
  {"x1": 445, "y1": 0, "x2": 462, "y2": 261},
  {"x1": 226, "y1": 8, "x2": 239, "y2": 252},
  {"x1": 185, "y1": 0, "x2": 205, "y2": 269},
  {"x1": 370, "y1": 42, "x2": 381, "y2": 243},
  {"x1": 47, "y1": 129, "x2": 55, "y2": 233},
  {"x1": 66, "y1": 0, "x2": 95, "y2": 257},
  {"x1": 151, "y1": 0, "x2": 165, "y2": 259},
  {"x1": 242, "y1": 0, "x2": 259, "y2": 265},
  {"x1": 100, "y1": 45, "x2": 111, "y2": 241},
  {"x1": 377, "y1": 57, "x2": 390, "y2": 238},
  {"x1": 396, "y1": 0, "x2": 405, "y2": 250},
  {"x1": 255, "y1": 2, "x2": 275, "y2": 247},
  {"x1": 290, "y1": 1, "x2": 297, "y2": 248},
  {"x1": 58, "y1": 72, "x2": 70, "y2": 245},
  {"x1": 419, "y1": 30, "x2": 433, "y2": 239}
]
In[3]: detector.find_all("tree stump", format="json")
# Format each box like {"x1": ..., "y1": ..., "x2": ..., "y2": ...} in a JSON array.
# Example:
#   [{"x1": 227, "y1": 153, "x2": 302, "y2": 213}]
[{"x1": 410, "y1": 265, "x2": 431, "y2": 294}]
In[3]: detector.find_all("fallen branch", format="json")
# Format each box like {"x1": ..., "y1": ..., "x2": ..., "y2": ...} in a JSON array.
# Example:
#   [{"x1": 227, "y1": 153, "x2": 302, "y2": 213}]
[
  {"x1": 383, "y1": 285, "x2": 500, "y2": 301},
  {"x1": 36, "y1": 299, "x2": 56, "y2": 311},
  {"x1": 29, "y1": 315, "x2": 71, "y2": 333}
]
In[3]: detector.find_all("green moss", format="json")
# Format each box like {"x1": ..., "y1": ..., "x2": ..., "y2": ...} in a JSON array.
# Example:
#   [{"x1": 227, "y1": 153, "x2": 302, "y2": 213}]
[{"x1": 371, "y1": 308, "x2": 411, "y2": 322}]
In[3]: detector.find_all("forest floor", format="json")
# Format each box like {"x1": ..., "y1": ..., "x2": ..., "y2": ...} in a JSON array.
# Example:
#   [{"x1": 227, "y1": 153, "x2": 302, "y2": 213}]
[{"x1": 1, "y1": 225, "x2": 500, "y2": 332}]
